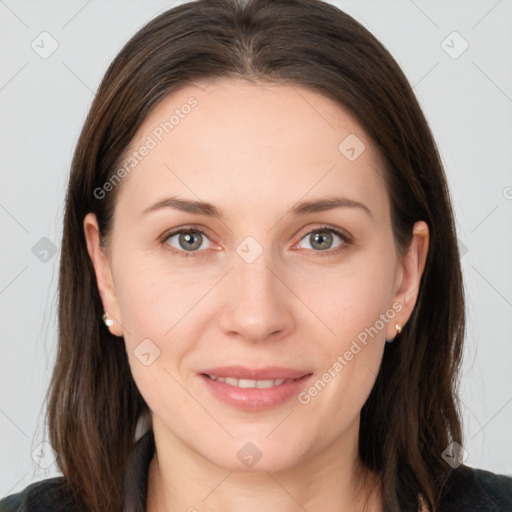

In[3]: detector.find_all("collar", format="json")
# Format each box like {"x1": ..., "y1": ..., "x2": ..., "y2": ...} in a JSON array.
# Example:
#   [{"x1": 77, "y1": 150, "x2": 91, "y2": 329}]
[{"x1": 123, "y1": 429, "x2": 155, "y2": 512}]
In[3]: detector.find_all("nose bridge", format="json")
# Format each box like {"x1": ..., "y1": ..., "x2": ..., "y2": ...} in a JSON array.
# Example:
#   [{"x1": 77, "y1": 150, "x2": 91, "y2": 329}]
[
  {"x1": 218, "y1": 239, "x2": 294, "y2": 341},
  {"x1": 237, "y1": 246, "x2": 275, "y2": 298}
]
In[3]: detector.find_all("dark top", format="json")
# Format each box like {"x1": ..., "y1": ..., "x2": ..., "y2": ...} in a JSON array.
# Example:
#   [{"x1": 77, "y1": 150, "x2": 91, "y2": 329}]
[{"x1": 1, "y1": 429, "x2": 511, "y2": 511}]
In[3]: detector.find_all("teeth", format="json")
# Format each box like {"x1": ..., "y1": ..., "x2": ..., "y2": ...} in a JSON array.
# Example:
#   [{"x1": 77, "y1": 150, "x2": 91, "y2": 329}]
[{"x1": 207, "y1": 375, "x2": 292, "y2": 388}]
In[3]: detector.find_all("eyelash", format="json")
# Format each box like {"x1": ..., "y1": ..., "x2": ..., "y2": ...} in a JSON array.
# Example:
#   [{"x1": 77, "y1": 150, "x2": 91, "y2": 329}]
[{"x1": 160, "y1": 225, "x2": 352, "y2": 259}]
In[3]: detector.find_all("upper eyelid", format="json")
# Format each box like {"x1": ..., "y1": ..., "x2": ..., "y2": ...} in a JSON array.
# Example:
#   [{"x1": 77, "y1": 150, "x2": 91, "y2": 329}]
[{"x1": 296, "y1": 224, "x2": 350, "y2": 240}]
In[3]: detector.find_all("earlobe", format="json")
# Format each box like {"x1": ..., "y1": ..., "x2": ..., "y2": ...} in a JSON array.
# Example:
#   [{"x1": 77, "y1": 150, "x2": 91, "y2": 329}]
[
  {"x1": 387, "y1": 220, "x2": 430, "y2": 339},
  {"x1": 83, "y1": 213, "x2": 124, "y2": 337}
]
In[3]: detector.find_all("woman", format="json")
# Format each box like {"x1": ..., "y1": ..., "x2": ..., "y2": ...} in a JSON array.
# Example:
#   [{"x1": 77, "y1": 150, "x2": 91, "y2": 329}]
[{"x1": 1, "y1": 0, "x2": 510, "y2": 511}]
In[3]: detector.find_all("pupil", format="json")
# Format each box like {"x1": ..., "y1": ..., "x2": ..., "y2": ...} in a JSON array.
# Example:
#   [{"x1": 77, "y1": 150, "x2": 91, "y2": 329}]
[
  {"x1": 180, "y1": 232, "x2": 201, "y2": 250},
  {"x1": 311, "y1": 231, "x2": 332, "y2": 250}
]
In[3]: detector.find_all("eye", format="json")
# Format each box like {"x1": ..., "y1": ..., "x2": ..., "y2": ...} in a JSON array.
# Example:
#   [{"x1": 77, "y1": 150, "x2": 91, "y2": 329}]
[
  {"x1": 295, "y1": 226, "x2": 351, "y2": 255},
  {"x1": 160, "y1": 225, "x2": 351, "y2": 258},
  {"x1": 162, "y1": 228, "x2": 213, "y2": 256}
]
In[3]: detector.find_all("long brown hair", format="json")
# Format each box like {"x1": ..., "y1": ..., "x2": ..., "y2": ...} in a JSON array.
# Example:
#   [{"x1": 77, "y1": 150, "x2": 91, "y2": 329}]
[{"x1": 46, "y1": 0, "x2": 465, "y2": 510}]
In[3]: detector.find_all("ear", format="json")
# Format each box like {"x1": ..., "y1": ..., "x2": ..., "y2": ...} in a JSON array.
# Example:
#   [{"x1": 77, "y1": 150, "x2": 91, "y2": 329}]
[
  {"x1": 386, "y1": 220, "x2": 429, "y2": 339},
  {"x1": 83, "y1": 213, "x2": 124, "y2": 337}
]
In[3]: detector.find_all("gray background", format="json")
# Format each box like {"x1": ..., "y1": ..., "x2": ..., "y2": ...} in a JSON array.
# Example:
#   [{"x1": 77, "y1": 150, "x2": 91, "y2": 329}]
[{"x1": 1, "y1": 0, "x2": 511, "y2": 497}]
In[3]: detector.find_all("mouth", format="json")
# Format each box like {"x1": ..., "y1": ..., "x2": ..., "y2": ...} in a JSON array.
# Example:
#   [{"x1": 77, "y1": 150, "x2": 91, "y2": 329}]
[{"x1": 197, "y1": 366, "x2": 314, "y2": 411}]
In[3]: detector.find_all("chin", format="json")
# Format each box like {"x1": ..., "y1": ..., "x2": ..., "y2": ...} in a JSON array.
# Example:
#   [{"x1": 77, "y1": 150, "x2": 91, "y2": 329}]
[{"x1": 200, "y1": 437, "x2": 310, "y2": 474}]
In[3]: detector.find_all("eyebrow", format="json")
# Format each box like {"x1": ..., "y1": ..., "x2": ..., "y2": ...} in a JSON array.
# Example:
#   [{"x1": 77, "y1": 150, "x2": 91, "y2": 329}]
[{"x1": 141, "y1": 195, "x2": 372, "y2": 219}]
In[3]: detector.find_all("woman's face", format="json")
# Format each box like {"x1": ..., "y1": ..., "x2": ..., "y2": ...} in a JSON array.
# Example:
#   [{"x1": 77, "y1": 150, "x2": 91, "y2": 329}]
[{"x1": 85, "y1": 78, "x2": 428, "y2": 472}]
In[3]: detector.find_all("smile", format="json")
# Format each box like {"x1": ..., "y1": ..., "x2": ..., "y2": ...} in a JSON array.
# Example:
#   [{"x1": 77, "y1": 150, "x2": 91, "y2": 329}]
[{"x1": 204, "y1": 375, "x2": 297, "y2": 388}]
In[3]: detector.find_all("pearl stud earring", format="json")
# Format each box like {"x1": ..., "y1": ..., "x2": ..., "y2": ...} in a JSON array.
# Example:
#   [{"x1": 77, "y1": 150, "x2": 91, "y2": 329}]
[{"x1": 102, "y1": 312, "x2": 114, "y2": 327}]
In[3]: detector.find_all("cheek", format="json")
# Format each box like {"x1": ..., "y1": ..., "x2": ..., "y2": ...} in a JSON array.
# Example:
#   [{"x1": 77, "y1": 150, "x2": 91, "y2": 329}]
[
  {"x1": 113, "y1": 253, "x2": 205, "y2": 339},
  {"x1": 114, "y1": 265, "x2": 200, "y2": 416},
  {"x1": 295, "y1": 248, "x2": 396, "y2": 345},
  {"x1": 294, "y1": 250, "x2": 396, "y2": 404},
  {"x1": 112, "y1": 253, "x2": 218, "y2": 371}
]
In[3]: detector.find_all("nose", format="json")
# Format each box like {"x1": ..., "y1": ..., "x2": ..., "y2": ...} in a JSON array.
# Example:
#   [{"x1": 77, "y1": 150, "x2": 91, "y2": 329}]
[{"x1": 218, "y1": 253, "x2": 295, "y2": 344}]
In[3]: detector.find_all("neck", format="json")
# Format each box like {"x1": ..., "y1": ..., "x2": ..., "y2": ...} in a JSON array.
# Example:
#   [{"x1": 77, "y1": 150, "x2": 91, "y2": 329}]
[{"x1": 146, "y1": 417, "x2": 383, "y2": 512}]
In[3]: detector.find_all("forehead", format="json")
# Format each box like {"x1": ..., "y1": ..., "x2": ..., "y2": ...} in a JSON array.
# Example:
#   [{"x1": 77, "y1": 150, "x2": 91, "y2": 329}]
[{"x1": 114, "y1": 78, "x2": 388, "y2": 219}]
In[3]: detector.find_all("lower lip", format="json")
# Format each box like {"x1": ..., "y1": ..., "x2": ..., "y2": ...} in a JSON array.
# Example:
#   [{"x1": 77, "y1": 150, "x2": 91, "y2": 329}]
[{"x1": 199, "y1": 373, "x2": 313, "y2": 411}]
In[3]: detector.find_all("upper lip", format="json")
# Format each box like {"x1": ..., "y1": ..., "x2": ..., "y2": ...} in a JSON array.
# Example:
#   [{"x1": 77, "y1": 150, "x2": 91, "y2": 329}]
[{"x1": 199, "y1": 366, "x2": 312, "y2": 380}]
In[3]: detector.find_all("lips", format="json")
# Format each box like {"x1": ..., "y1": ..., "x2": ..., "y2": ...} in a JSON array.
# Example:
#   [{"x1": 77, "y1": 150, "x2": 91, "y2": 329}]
[
  {"x1": 199, "y1": 365, "x2": 311, "y2": 381},
  {"x1": 198, "y1": 367, "x2": 314, "y2": 411}
]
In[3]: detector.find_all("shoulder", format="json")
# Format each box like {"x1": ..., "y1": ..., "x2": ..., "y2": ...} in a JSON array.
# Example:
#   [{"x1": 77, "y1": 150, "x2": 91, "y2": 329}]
[
  {"x1": 0, "y1": 476, "x2": 83, "y2": 512},
  {"x1": 440, "y1": 464, "x2": 512, "y2": 511},
  {"x1": 0, "y1": 430, "x2": 154, "y2": 512}
]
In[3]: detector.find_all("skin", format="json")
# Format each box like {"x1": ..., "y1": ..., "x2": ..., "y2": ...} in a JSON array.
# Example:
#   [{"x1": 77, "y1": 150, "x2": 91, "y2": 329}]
[{"x1": 84, "y1": 78, "x2": 429, "y2": 512}]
